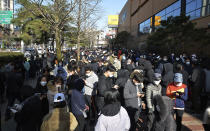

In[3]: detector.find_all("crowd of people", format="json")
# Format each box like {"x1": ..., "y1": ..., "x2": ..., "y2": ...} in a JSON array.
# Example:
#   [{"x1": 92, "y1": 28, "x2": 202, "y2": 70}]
[{"x1": 0, "y1": 48, "x2": 210, "y2": 131}]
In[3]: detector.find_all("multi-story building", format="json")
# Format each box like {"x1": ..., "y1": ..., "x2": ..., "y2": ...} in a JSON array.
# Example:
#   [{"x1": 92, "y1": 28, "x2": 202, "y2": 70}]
[
  {"x1": 118, "y1": 0, "x2": 210, "y2": 37},
  {"x1": 0, "y1": 0, "x2": 14, "y2": 30}
]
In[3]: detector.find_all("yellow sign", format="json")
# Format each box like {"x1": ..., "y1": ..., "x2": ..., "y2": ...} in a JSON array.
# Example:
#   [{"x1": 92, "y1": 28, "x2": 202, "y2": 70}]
[
  {"x1": 155, "y1": 16, "x2": 161, "y2": 26},
  {"x1": 108, "y1": 15, "x2": 119, "y2": 26},
  {"x1": 150, "y1": 16, "x2": 161, "y2": 26}
]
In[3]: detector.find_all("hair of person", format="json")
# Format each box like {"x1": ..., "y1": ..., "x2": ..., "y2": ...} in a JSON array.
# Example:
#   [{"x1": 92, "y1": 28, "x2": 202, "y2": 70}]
[
  {"x1": 105, "y1": 64, "x2": 116, "y2": 72},
  {"x1": 43, "y1": 68, "x2": 50, "y2": 73},
  {"x1": 85, "y1": 66, "x2": 92, "y2": 72},
  {"x1": 40, "y1": 75, "x2": 48, "y2": 82},
  {"x1": 53, "y1": 101, "x2": 66, "y2": 108},
  {"x1": 130, "y1": 71, "x2": 144, "y2": 83},
  {"x1": 175, "y1": 64, "x2": 183, "y2": 72},
  {"x1": 54, "y1": 76, "x2": 64, "y2": 85},
  {"x1": 75, "y1": 78, "x2": 85, "y2": 91},
  {"x1": 104, "y1": 88, "x2": 120, "y2": 104},
  {"x1": 67, "y1": 64, "x2": 77, "y2": 72}
]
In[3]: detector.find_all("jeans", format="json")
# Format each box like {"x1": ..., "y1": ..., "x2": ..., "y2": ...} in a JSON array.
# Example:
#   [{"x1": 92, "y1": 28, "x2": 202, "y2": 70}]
[{"x1": 75, "y1": 115, "x2": 86, "y2": 131}]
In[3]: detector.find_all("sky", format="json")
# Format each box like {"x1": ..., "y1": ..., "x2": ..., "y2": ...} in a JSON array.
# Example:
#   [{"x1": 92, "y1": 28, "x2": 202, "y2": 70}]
[{"x1": 97, "y1": 0, "x2": 127, "y2": 30}]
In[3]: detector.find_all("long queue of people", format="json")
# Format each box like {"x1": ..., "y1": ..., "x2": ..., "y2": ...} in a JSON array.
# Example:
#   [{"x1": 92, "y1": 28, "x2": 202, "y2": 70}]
[{"x1": 0, "y1": 48, "x2": 210, "y2": 131}]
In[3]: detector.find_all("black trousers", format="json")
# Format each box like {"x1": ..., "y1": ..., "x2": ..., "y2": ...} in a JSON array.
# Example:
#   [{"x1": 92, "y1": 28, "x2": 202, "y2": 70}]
[
  {"x1": 75, "y1": 115, "x2": 86, "y2": 131},
  {"x1": 174, "y1": 109, "x2": 184, "y2": 131},
  {"x1": 126, "y1": 107, "x2": 140, "y2": 131}
]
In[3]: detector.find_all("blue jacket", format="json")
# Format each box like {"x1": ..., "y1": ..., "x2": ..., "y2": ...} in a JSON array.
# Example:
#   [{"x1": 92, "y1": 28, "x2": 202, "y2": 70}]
[
  {"x1": 71, "y1": 89, "x2": 86, "y2": 116},
  {"x1": 173, "y1": 87, "x2": 188, "y2": 108}
]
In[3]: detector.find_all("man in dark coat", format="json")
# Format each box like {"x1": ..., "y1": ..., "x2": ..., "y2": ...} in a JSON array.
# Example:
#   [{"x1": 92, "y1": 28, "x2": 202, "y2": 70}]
[
  {"x1": 191, "y1": 62, "x2": 205, "y2": 113},
  {"x1": 14, "y1": 94, "x2": 43, "y2": 131},
  {"x1": 160, "y1": 63, "x2": 174, "y2": 96},
  {"x1": 5, "y1": 65, "x2": 24, "y2": 120},
  {"x1": 143, "y1": 61, "x2": 155, "y2": 85},
  {"x1": 96, "y1": 65, "x2": 116, "y2": 112}
]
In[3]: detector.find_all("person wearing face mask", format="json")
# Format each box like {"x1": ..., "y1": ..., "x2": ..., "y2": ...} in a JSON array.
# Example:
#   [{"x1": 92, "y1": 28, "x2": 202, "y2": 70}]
[
  {"x1": 124, "y1": 71, "x2": 144, "y2": 131},
  {"x1": 184, "y1": 58, "x2": 193, "y2": 75},
  {"x1": 83, "y1": 66, "x2": 98, "y2": 125},
  {"x1": 166, "y1": 73, "x2": 188, "y2": 131},
  {"x1": 113, "y1": 56, "x2": 121, "y2": 71},
  {"x1": 146, "y1": 73, "x2": 162, "y2": 131},
  {"x1": 34, "y1": 76, "x2": 50, "y2": 122},
  {"x1": 96, "y1": 65, "x2": 116, "y2": 113}
]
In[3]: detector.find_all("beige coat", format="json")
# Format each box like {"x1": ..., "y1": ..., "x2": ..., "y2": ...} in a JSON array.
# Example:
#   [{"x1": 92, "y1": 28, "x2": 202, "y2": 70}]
[{"x1": 41, "y1": 108, "x2": 78, "y2": 131}]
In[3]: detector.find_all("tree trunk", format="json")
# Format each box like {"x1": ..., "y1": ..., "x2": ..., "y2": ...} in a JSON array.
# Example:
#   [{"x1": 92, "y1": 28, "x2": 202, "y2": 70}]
[
  {"x1": 55, "y1": 27, "x2": 62, "y2": 62},
  {"x1": 77, "y1": 33, "x2": 80, "y2": 61}
]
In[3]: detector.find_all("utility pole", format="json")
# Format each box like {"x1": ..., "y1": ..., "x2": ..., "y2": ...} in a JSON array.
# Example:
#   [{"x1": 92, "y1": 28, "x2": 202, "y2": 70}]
[{"x1": 77, "y1": 0, "x2": 82, "y2": 61}]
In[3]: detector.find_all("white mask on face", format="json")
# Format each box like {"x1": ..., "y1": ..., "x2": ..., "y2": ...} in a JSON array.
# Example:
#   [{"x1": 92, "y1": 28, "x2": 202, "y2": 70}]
[
  {"x1": 86, "y1": 73, "x2": 91, "y2": 77},
  {"x1": 153, "y1": 80, "x2": 161, "y2": 85},
  {"x1": 40, "y1": 81, "x2": 47, "y2": 86},
  {"x1": 186, "y1": 62, "x2": 190, "y2": 65},
  {"x1": 176, "y1": 58, "x2": 180, "y2": 61},
  {"x1": 175, "y1": 83, "x2": 182, "y2": 87},
  {"x1": 135, "y1": 83, "x2": 141, "y2": 86},
  {"x1": 56, "y1": 85, "x2": 62, "y2": 88}
]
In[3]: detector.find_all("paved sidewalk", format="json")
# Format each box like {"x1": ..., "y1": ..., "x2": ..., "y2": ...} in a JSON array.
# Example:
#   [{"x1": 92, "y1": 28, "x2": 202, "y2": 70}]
[{"x1": 182, "y1": 112, "x2": 204, "y2": 131}]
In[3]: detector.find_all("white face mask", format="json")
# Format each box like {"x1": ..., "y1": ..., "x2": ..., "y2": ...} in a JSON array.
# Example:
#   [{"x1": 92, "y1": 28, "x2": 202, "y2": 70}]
[
  {"x1": 86, "y1": 73, "x2": 91, "y2": 77},
  {"x1": 163, "y1": 58, "x2": 167, "y2": 61},
  {"x1": 109, "y1": 72, "x2": 114, "y2": 78},
  {"x1": 175, "y1": 83, "x2": 182, "y2": 87},
  {"x1": 153, "y1": 80, "x2": 161, "y2": 85},
  {"x1": 56, "y1": 85, "x2": 62, "y2": 88},
  {"x1": 186, "y1": 62, "x2": 190, "y2": 65},
  {"x1": 176, "y1": 58, "x2": 180, "y2": 61},
  {"x1": 135, "y1": 83, "x2": 141, "y2": 86},
  {"x1": 40, "y1": 81, "x2": 47, "y2": 86},
  {"x1": 122, "y1": 56, "x2": 126, "y2": 60}
]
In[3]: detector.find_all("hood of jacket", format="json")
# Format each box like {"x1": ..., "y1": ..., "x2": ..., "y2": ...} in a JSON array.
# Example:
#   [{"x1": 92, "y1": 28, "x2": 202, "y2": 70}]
[{"x1": 153, "y1": 95, "x2": 173, "y2": 122}]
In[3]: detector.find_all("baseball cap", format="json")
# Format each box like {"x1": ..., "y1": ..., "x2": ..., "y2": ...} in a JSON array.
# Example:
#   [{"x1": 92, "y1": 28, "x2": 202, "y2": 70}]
[
  {"x1": 54, "y1": 93, "x2": 65, "y2": 103},
  {"x1": 174, "y1": 73, "x2": 183, "y2": 83}
]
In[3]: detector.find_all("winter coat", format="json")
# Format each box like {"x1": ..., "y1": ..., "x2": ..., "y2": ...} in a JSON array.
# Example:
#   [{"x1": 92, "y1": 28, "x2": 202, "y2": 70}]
[
  {"x1": 152, "y1": 95, "x2": 176, "y2": 131},
  {"x1": 192, "y1": 66, "x2": 205, "y2": 88},
  {"x1": 97, "y1": 75, "x2": 112, "y2": 97},
  {"x1": 95, "y1": 106, "x2": 130, "y2": 131},
  {"x1": 161, "y1": 63, "x2": 174, "y2": 88},
  {"x1": 84, "y1": 72, "x2": 98, "y2": 96},
  {"x1": 6, "y1": 72, "x2": 24, "y2": 96},
  {"x1": 204, "y1": 69, "x2": 210, "y2": 93},
  {"x1": 47, "y1": 81, "x2": 59, "y2": 110},
  {"x1": 96, "y1": 75, "x2": 113, "y2": 111},
  {"x1": 23, "y1": 61, "x2": 30, "y2": 71},
  {"x1": 124, "y1": 79, "x2": 143, "y2": 109},
  {"x1": 15, "y1": 95, "x2": 42, "y2": 131},
  {"x1": 166, "y1": 83, "x2": 188, "y2": 109},
  {"x1": 146, "y1": 83, "x2": 162, "y2": 111},
  {"x1": 41, "y1": 108, "x2": 78, "y2": 131},
  {"x1": 71, "y1": 89, "x2": 86, "y2": 116},
  {"x1": 144, "y1": 61, "x2": 155, "y2": 84}
]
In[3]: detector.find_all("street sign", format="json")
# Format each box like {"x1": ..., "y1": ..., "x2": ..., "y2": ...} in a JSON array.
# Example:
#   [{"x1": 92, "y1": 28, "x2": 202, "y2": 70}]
[{"x1": 0, "y1": 11, "x2": 13, "y2": 24}]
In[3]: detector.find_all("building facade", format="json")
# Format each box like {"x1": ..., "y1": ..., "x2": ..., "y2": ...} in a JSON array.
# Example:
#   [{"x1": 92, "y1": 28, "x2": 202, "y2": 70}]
[
  {"x1": 0, "y1": 0, "x2": 14, "y2": 30},
  {"x1": 118, "y1": 0, "x2": 210, "y2": 37}
]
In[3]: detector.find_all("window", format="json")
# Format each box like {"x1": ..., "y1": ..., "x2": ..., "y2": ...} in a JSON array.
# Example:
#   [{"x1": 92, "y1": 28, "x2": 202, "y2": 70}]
[
  {"x1": 186, "y1": 0, "x2": 210, "y2": 20},
  {"x1": 138, "y1": 17, "x2": 152, "y2": 34},
  {"x1": 155, "y1": 0, "x2": 181, "y2": 27}
]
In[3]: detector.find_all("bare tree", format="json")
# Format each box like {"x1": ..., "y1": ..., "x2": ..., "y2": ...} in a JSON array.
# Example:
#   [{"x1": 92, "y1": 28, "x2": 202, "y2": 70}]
[{"x1": 73, "y1": 0, "x2": 102, "y2": 61}]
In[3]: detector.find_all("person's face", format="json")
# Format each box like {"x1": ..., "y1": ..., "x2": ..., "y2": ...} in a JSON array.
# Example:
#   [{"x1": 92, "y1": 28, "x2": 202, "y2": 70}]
[
  {"x1": 41, "y1": 77, "x2": 47, "y2": 82},
  {"x1": 132, "y1": 79, "x2": 140, "y2": 85}
]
